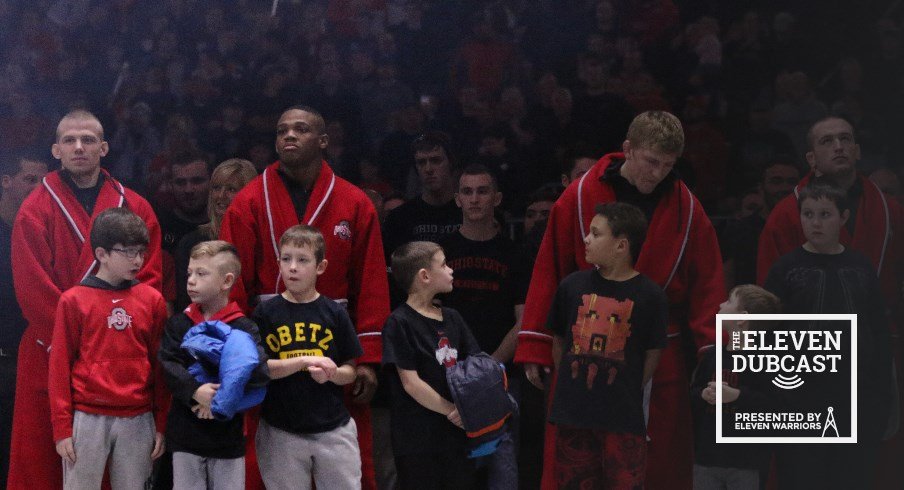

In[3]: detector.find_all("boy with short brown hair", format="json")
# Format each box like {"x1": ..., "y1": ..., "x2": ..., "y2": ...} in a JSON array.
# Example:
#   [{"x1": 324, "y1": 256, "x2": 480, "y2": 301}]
[{"x1": 48, "y1": 208, "x2": 168, "y2": 489}]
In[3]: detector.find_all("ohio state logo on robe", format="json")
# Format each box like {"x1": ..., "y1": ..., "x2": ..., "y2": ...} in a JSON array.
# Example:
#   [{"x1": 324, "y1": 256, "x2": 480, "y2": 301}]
[
  {"x1": 107, "y1": 307, "x2": 133, "y2": 331},
  {"x1": 333, "y1": 220, "x2": 352, "y2": 240}
]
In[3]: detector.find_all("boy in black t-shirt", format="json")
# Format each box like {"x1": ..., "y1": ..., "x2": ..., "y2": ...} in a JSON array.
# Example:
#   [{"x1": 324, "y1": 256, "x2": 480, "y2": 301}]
[
  {"x1": 764, "y1": 180, "x2": 893, "y2": 490},
  {"x1": 252, "y1": 225, "x2": 363, "y2": 490},
  {"x1": 547, "y1": 202, "x2": 667, "y2": 489},
  {"x1": 159, "y1": 240, "x2": 269, "y2": 490},
  {"x1": 382, "y1": 241, "x2": 481, "y2": 490},
  {"x1": 689, "y1": 284, "x2": 779, "y2": 490}
]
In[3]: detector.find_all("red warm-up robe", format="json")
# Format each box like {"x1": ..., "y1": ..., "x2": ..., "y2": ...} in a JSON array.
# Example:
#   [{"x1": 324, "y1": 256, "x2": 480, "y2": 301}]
[
  {"x1": 8, "y1": 170, "x2": 162, "y2": 490},
  {"x1": 514, "y1": 153, "x2": 724, "y2": 490},
  {"x1": 757, "y1": 172, "x2": 904, "y2": 488},
  {"x1": 220, "y1": 161, "x2": 389, "y2": 490}
]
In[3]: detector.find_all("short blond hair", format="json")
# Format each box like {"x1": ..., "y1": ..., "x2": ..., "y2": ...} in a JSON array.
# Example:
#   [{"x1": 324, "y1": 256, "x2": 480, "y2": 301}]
[
  {"x1": 56, "y1": 109, "x2": 104, "y2": 140},
  {"x1": 190, "y1": 240, "x2": 241, "y2": 277},
  {"x1": 279, "y1": 225, "x2": 326, "y2": 262},
  {"x1": 625, "y1": 111, "x2": 684, "y2": 155}
]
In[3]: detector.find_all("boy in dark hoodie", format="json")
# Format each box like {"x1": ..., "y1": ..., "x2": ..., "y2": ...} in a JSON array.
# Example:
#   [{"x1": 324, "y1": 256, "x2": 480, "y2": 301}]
[
  {"x1": 48, "y1": 208, "x2": 168, "y2": 489},
  {"x1": 159, "y1": 240, "x2": 269, "y2": 489}
]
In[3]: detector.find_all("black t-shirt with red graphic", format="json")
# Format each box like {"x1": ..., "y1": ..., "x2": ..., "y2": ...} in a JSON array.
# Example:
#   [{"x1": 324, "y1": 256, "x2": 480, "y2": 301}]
[
  {"x1": 440, "y1": 231, "x2": 522, "y2": 353},
  {"x1": 381, "y1": 303, "x2": 481, "y2": 455},
  {"x1": 252, "y1": 294, "x2": 362, "y2": 434},
  {"x1": 547, "y1": 270, "x2": 668, "y2": 435}
]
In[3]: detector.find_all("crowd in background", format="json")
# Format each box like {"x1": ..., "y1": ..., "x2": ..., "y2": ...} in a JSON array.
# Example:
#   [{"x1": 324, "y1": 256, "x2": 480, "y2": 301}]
[{"x1": 1, "y1": 0, "x2": 902, "y2": 223}]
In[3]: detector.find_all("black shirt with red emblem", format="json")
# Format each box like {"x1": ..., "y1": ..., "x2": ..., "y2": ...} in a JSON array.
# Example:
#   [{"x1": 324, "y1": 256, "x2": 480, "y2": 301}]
[{"x1": 382, "y1": 303, "x2": 480, "y2": 455}]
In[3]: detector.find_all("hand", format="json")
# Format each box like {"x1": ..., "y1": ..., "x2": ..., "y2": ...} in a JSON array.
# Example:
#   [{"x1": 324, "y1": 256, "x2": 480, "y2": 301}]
[
  {"x1": 525, "y1": 363, "x2": 550, "y2": 390},
  {"x1": 151, "y1": 432, "x2": 165, "y2": 460},
  {"x1": 192, "y1": 404, "x2": 215, "y2": 419},
  {"x1": 447, "y1": 407, "x2": 463, "y2": 428},
  {"x1": 701, "y1": 383, "x2": 716, "y2": 405},
  {"x1": 309, "y1": 366, "x2": 331, "y2": 384},
  {"x1": 192, "y1": 383, "x2": 220, "y2": 407},
  {"x1": 56, "y1": 437, "x2": 76, "y2": 464},
  {"x1": 720, "y1": 382, "x2": 740, "y2": 403},
  {"x1": 307, "y1": 357, "x2": 338, "y2": 378},
  {"x1": 351, "y1": 364, "x2": 378, "y2": 404}
]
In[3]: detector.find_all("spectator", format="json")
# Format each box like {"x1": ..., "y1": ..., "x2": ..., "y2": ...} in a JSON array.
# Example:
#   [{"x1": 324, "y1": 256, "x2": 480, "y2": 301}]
[{"x1": 0, "y1": 148, "x2": 47, "y2": 489}]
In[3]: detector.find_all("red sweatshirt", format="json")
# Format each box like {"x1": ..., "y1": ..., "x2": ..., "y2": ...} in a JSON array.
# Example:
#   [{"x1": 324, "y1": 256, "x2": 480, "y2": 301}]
[
  {"x1": 220, "y1": 161, "x2": 389, "y2": 364},
  {"x1": 48, "y1": 278, "x2": 168, "y2": 442},
  {"x1": 12, "y1": 169, "x2": 163, "y2": 345}
]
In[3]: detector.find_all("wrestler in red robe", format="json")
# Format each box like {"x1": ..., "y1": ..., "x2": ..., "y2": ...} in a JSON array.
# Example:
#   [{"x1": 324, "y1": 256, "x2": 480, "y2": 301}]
[
  {"x1": 757, "y1": 172, "x2": 904, "y2": 488},
  {"x1": 514, "y1": 153, "x2": 724, "y2": 490},
  {"x1": 9, "y1": 169, "x2": 162, "y2": 490},
  {"x1": 220, "y1": 161, "x2": 389, "y2": 490}
]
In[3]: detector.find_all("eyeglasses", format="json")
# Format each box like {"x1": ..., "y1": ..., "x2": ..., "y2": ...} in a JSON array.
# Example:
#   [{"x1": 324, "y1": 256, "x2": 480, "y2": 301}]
[{"x1": 110, "y1": 247, "x2": 147, "y2": 259}]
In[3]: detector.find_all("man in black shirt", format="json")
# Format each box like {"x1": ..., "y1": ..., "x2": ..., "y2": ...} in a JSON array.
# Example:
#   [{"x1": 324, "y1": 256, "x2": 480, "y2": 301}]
[{"x1": 0, "y1": 148, "x2": 47, "y2": 488}]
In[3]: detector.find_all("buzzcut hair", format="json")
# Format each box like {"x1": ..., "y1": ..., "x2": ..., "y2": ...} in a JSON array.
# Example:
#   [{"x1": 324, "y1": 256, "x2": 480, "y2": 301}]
[
  {"x1": 805, "y1": 115, "x2": 856, "y2": 150},
  {"x1": 279, "y1": 224, "x2": 326, "y2": 262},
  {"x1": 411, "y1": 130, "x2": 457, "y2": 167},
  {"x1": 625, "y1": 110, "x2": 684, "y2": 155},
  {"x1": 90, "y1": 207, "x2": 149, "y2": 251},
  {"x1": 0, "y1": 147, "x2": 47, "y2": 178},
  {"x1": 280, "y1": 105, "x2": 326, "y2": 134},
  {"x1": 560, "y1": 142, "x2": 600, "y2": 175},
  {"x1": 459, "y1": 163, "x2": 498, "y2": 191},
  {"x1": 391, "y1": 241, "x2": 443, "y2": 293},
  {"x1": 797, "y1": 177, "x2": 850, "y2": 213},
  {"x1": 593, "y1": 202, "x2": 648, "y2": 264},
  {"x1": 56, "y1": 109, "x2": 105, "y2": 140},
  {"x1": 190, "y1": 240, "x2": 241, "y2": 276}
]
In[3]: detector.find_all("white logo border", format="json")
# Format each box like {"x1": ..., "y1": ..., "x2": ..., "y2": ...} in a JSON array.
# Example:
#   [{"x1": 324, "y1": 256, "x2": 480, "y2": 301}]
[{"x1": 715, "y1": 313, "x2": 857, "y2": 444}]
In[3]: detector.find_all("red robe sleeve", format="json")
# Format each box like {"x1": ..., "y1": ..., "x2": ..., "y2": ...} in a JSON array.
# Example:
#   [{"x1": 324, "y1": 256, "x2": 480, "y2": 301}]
[
  {"x1": 48, "y1": 292, "x2": 80, "y2": 442},
  {"x1": 346, "y1": 198, "x2": 390, "y2": 364},
  {"x1": 220, "y1": 196, "x2": 258, "y2": 313},
  {"x1": 12, "y1": 199, "x2": 64, "y2": 344},
  {"x1": 514, "y1": 190, "x2": 580, "y2": 367},
  {"x1": 756, "y1": 195, "x2": 803, "y2": 285},
  {"x1": 681, "y1": 210, "x2": 723, "y2": 352},
  {"x1": 130, "y1": 193, "x2": 164, "y2": 293}
]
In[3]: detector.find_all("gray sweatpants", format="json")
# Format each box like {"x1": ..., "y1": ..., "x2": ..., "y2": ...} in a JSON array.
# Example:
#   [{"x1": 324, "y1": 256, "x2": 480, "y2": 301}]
[
  {"x1": 256, "y1": 418, "x2": 361, "y2": 490},
  {"x1": 172, "y1": 452, "x2": 244, "y2": 490},
  {"x1": 63, "y1": 410, "x2": 154, "y2": 490},
  {"x1": 693, "y1": 464, "x2": 758, "y2": 490}
]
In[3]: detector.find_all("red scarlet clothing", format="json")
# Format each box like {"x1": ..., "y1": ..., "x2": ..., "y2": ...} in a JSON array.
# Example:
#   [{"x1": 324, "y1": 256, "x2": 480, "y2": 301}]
[
  {"x1": 8, "y1": 169, "x2": 162, "y2": 490},
  {"x1": 514, "y1": 153, "x2": 725, "y2": 490},
  {"x1": 48, "y1": 278, "x2": 168, "y2": 442},
  {"x1": 757, "y1": 172, "x2": 904, "y2": 487},
  {"x1": 220, "y1": 160, "x2": 389, "y2": 490},
  {"x1": 220, "y1": 161, "x2": 389, "y2": 363},
  {"x1": 756, "y1": 172, "x2": 904, "y2": 326}
]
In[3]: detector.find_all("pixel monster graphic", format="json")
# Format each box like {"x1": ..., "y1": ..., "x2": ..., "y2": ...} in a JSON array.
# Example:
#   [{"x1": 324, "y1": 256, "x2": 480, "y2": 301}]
[{"x1": 570, "y1": 294, "x2": 634, "y2": 389}]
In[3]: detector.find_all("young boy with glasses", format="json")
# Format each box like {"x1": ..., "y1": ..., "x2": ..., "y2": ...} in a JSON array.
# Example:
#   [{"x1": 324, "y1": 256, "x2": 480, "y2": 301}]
[{"x1": 48, "y1": 207, "x2": 168, "y2": 489}]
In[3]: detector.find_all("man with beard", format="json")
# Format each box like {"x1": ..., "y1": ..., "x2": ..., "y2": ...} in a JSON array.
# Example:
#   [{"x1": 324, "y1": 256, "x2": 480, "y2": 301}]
[
  {"x1": 220, "y1": 106, "x2": 388, "y2": 490},
  {"x1": 721, "y1": 160, "x2": 800, "y2": 288}
]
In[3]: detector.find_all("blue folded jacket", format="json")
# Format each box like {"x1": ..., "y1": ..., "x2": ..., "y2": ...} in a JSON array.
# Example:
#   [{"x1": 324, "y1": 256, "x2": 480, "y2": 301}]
[{"x1": 181, "y1": 320, "x2": 266, "y2": 420}]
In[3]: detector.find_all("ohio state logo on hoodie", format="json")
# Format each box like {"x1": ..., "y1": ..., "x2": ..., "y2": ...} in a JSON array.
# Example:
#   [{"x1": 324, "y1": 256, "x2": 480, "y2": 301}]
[{"x1": 107, "y1": 307, "x2": 133, "y2": 331}]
